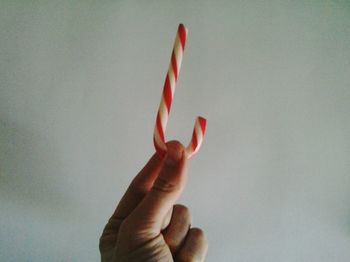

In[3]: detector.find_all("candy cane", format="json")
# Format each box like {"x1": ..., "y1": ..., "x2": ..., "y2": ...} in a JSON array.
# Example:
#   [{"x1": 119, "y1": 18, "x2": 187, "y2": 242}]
[{"x1": 153, "y1": 24, "x2": 207, "y2": 159}]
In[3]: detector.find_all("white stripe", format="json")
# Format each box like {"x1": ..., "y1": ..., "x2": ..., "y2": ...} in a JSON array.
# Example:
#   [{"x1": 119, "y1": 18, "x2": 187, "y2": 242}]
[
  {"x1": 173, "y1": 36, "x2": 183, "y2": 72},
  {"x1": 167, "y1": 70, "x2": 176, "y2": 96},
  {"x1": 154, "y1": 131, "x2": 166, "y2": 150},
  {"x1": 195, "y1": 121, "x2": 203, "y2": 145},
  {"x1": 159, "y1": 98, "x2": 168, "y2": 130}
]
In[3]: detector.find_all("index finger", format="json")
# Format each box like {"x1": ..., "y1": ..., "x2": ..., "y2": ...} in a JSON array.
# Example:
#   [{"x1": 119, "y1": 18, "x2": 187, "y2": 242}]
[
  {"x1": 100, "y1": 151, "x2": 165, "y2": 251},
  {"x1": 110, "y1": 151, "x2": 165, "y2": 220},
  {"x1": 124, "y1": 141, "x2": 188, "y2": 235}
]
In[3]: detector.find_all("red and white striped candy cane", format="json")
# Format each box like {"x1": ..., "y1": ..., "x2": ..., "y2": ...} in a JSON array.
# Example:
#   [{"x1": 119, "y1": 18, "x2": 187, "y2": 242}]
[{"x1": 153, "y1": 24, "x2": 207, "y2": 159}]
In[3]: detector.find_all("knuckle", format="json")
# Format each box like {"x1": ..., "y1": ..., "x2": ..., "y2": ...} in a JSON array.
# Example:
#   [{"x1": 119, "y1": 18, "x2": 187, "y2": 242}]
[
  {"x1": 173, "y1": 204, "x2": 191, "y2": 222},
  {"x1": 129, "y1": 181, "x2": 147, "y2": 194},
  {"x1": 98, "y1": 235, "x2": 104, "y2": 251},
  {"x1": 176, "y1": 228, "x2": 208, "y2": 262},
  {"x1": 176, "y1": 253, "x2": 201, "y2": 262},
  {"x1": 103, "y1": 217, "x2": 123, "y2": 235},
  {"x1": 190, "y1": 227, "x2": 207, "y2": 243},
  {"x1": 99, "y1": 234, "x2": 117, "y2": 252},
  {"x1": 128, "y1": 182, "x2": 148, "y2": 200},
  {"x1": 152, "y1": 176, "x2": 180, "y2": 193},
  {"x1": 174, "y1": 204, "x2": 189, "y2": 214}
]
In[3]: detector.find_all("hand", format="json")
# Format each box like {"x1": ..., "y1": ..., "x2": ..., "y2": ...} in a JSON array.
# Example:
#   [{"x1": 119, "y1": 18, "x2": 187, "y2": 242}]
[{"x1": 99, "y1": 141, "x2": 208, "y2": 262}]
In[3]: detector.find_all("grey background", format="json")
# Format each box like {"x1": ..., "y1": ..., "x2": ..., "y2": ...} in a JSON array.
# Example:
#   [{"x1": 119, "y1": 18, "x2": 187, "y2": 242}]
[{"x1": 1, "y1": 1, "x2": 350, "y2": 261}]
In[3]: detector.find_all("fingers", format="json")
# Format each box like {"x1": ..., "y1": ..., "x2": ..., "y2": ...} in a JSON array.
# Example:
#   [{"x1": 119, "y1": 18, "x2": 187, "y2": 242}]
[
  {"x1": 99, "y1": 218, "x2": 123, "y2": 252},
  {"x1": 126, "y1": 141, "x2": 188, "y2": 234},
  {"x1": 176, "y1": 228, "x2": 208, "y2": 262},
  {"x1": 163, "y1": 205, "x2": 192, "y2": 254},
  {"x1": 111, "y1": 152, "x2": 164, "y2": 220},
  {"x1": 100, "y1": 152, "x2": 165, "y2": 248}
]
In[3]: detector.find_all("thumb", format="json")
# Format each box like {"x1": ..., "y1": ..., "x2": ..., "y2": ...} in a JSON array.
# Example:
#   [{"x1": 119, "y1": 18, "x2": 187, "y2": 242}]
[{"x1": 126, "y1": 141, "x2": 188, "y2": 235}]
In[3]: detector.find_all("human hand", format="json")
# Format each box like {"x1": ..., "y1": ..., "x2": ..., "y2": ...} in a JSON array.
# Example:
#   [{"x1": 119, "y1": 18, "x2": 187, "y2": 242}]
[{"x1": 99, "y1": 141, "x2": 208, "y2": 262}]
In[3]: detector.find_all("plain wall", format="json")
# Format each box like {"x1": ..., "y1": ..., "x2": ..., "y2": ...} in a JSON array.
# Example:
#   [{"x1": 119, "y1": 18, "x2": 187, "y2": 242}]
[{"x1": 1, "y1": 1, "x2": 349, "y2": 261}]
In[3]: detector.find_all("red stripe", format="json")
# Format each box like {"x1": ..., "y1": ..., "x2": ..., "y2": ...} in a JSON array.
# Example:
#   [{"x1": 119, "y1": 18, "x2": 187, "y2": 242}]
[
  {"x1": 178, "y1": 24, "x2": 187, "y2": 50},
  {"x1": 156, "y1": 113, "x2": 165, "y2": 141},
  {"x1": 153, "y1": 136, "x2": 166, "y2": 156},
  {"x1": 191, "y1": 129, "x2": 198, "y2": 151},
  {"x1": 171, "y1": 51, "x2": 178, "y2": 80},
  {"x1": 163, "y1": 75, "x2": 172, "y2": 113},
  {"x1": 198, "y1": 116, "x2": 207, "y2": 135}
]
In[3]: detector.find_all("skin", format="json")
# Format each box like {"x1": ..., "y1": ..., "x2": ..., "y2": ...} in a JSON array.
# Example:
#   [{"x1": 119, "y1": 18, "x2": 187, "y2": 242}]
[{"x1": 99, "y1": 141, "x2": 208, "y2": 262}]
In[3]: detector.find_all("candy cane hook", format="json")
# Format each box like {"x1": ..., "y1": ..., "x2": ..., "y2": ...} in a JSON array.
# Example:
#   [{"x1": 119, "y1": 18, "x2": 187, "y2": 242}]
[{"x1": 153, "y1": 24, "x2": 207, "y2": 159}]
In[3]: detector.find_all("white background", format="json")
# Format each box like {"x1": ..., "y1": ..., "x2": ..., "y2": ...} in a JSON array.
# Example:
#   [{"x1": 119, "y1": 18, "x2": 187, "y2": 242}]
[{"x1": 1, "y1": 1, "x2": 350, "y2": 261}]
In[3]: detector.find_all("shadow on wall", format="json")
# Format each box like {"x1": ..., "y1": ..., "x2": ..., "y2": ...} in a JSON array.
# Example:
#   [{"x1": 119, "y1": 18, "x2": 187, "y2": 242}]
[{"x1": 0, "y1": 118, "x2": 79, "y2": 221}]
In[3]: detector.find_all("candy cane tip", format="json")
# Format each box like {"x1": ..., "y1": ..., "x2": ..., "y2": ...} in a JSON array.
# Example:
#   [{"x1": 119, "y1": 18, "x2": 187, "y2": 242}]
[
  {"x1": 197, "y1": 116, "x2": 207, "y2": 134},
  {"x1": 178, "y1": 23, "x2": 187, "y2": 30}
]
